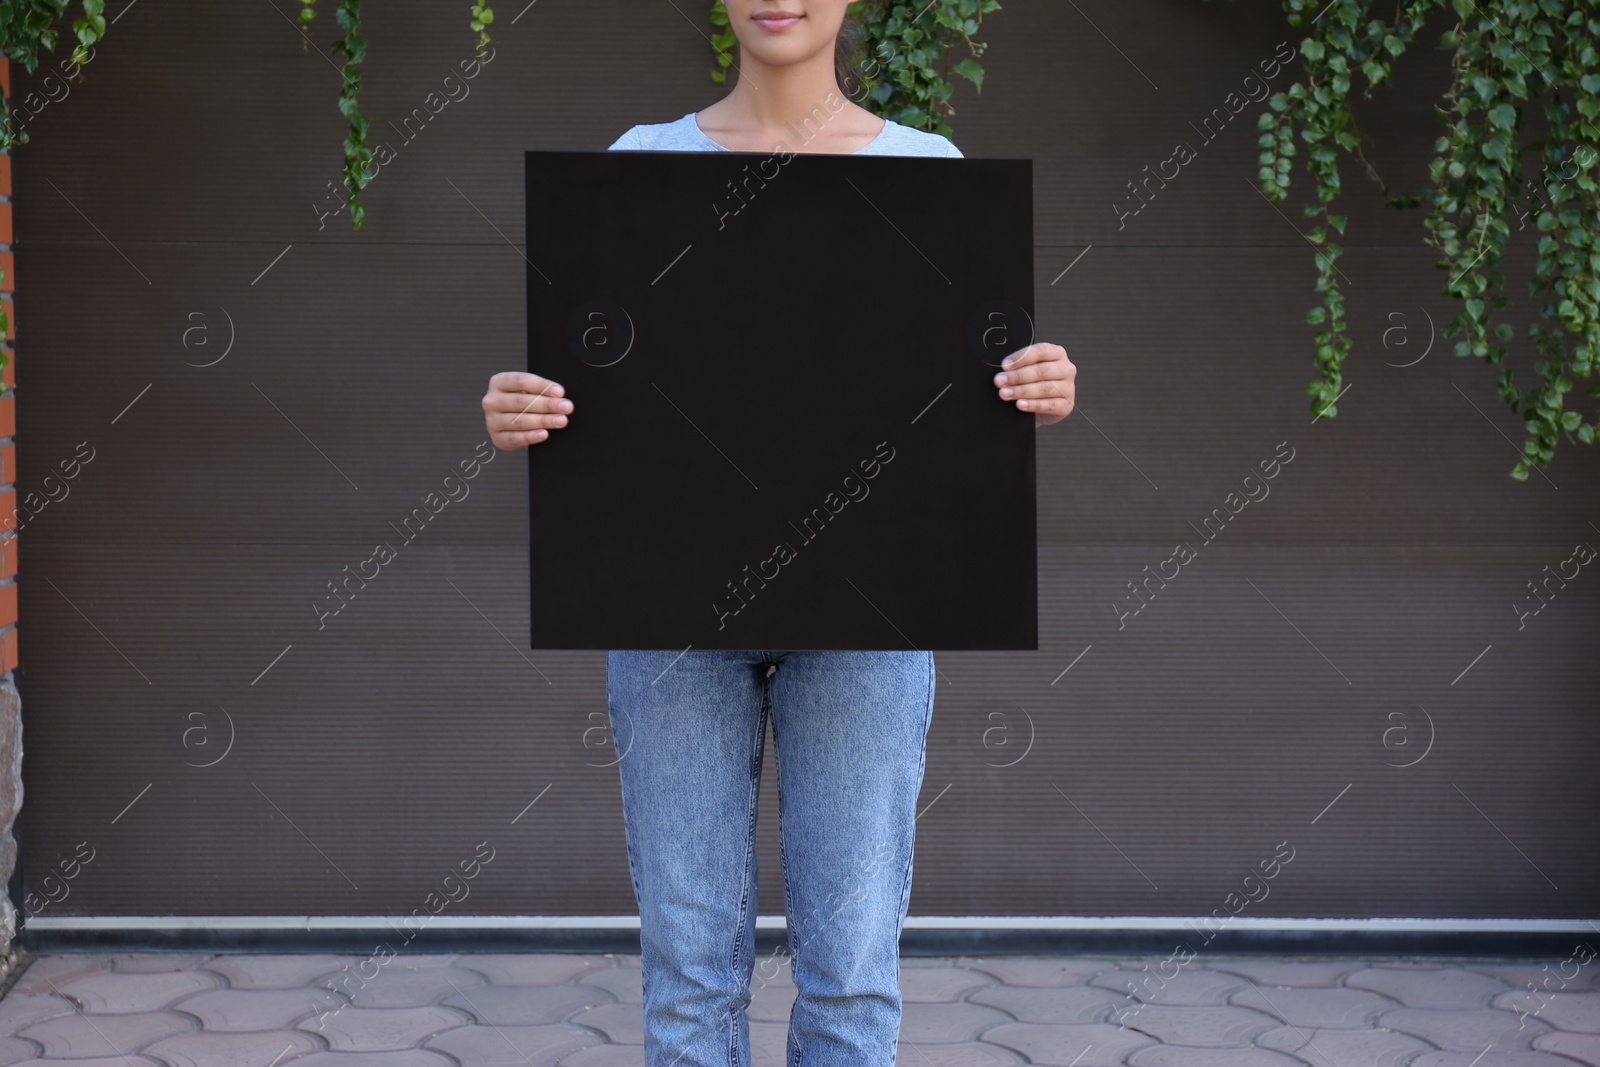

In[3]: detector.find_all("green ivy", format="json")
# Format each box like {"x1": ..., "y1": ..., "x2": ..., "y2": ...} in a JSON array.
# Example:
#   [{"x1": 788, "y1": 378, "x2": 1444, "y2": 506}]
[
  {"x1": 0, "y1": 0, "x2": 104, "y2": 148},
  {"x1": 303, "y1": 1, "x2": 495, "y2": 230},
  {"x1": 709, "y1": 1, "x2": 736, "y2": 86},
  {"x1": 0, "y1": 0, "x2": 106, "y2": 383},
  {"x1": 854, "y1": 0, "x2": 998, "y2": 137},
  {"x1": 1252, "y1": 0, "x2": 1599, "y2": 479},
  {"x1": 469, "y1": 3, "x2": 493, "y2": 50},
  {"x1": 707, "y1": 0, "x2": 999, "y2": 138},
  {"x1": 327, "y1": 0, "x2": 372, "y2": 229}
]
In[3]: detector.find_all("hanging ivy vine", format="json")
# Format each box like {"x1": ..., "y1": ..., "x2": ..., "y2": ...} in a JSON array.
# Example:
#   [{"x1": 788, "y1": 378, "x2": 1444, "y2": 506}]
[
  {"x1": 2, "y1": 1, "x2": 1591, "y2": 479},
  {"x1": 0, "y1": 0, "x2": 106, "y2": 382},
  {"x1": 0, "y1": 0, "x2": 101, "y2": 124},
  {"x1": 709, "y1": 0, "x2": 1000, "y2": 139},
  {"x1": 292, "y1": 1, "x2": 492, "y2": 231},
  {"x1": 1250, "y1": 0, "x2": 1598, "y2": 479}
]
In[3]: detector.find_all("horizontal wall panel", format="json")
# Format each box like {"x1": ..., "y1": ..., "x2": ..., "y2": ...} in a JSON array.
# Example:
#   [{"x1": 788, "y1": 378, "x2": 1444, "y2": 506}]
[
  {"x1": 14, "y1": 0, "x2": 1596, "y2": 928},
  {"x1": 18, "y1": 543, "x2": 1596, "y2": 917}
]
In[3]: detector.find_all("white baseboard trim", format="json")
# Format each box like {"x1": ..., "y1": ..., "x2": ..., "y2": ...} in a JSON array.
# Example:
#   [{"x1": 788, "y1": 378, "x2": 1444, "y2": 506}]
[{"x1": 24, "y1": 915, "x2": 1599, "y2": 933}]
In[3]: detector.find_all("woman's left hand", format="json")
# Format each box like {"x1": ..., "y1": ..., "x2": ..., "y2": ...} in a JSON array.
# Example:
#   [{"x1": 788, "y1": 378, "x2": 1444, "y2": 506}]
[{"x1": 994, "y1": 342, "x2": 1076, "y2": 428}]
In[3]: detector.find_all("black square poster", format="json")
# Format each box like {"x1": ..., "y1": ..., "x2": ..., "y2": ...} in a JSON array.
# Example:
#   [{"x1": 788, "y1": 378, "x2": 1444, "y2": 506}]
[{"x1": 525, "y1": 147, "x2": 1035, "y2": 650}]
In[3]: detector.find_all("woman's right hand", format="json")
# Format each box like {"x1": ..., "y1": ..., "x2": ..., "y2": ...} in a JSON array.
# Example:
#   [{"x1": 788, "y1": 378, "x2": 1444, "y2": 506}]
[{"x1": 483, "y1": 371, "x2": 573, "y2": 450}]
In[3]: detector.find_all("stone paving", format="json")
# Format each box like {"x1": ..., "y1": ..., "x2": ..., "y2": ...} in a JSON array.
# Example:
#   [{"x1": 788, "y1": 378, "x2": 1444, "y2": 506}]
[{"x1": 0, "y1": 951, "x2": 1597, "y2": 1065}]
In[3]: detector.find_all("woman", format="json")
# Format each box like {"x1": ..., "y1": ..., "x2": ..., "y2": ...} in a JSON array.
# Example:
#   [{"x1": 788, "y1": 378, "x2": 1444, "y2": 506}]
[{"x1": 482, "y1": 2, "x2": 1076, "y2": 1062}]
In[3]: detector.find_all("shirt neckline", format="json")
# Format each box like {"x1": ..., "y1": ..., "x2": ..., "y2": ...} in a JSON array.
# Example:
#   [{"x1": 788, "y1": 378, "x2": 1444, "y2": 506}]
[{"x1": 687, "y1": 110, "x2": 892, "y2": 155}]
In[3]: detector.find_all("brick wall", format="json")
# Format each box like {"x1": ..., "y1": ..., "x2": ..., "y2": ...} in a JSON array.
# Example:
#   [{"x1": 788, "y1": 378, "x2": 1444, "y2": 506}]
[{"x1": 0, "y1": 53, "x2": 22, "y2": 973}]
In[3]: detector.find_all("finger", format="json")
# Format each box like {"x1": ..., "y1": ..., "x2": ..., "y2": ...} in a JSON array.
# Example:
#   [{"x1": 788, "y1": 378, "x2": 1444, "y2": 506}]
[
  {"x1": 489, "y1": 371, "x2": 565, "y2": 398},
  {"x1": 993, "y1": 360, "x2": 1067, "y2": 388},
  {"x1": 483, "y1": 390, "x2": 573, "y2": 418},
  {"x1": 493, "y1": 427, "x2": 553, "y2": 449},
  {"x1": 998, "y1": 342, "x2": 1059, "y2": 372},
  {"x1": 489, "y1": 409, "x2": 568, "y2": 433},
  {"x1": 997, "y1": 380, "x2": 1070, "y2": 401},
  {"x1": 1015, "y1": 394, "x2": 1074, "y2": 417}
]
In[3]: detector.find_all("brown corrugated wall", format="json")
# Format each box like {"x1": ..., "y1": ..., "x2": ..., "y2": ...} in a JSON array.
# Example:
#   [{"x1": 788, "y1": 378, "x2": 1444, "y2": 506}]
[{"x1": 10, "y1": 0, "x2": 1598, "y2": 932}]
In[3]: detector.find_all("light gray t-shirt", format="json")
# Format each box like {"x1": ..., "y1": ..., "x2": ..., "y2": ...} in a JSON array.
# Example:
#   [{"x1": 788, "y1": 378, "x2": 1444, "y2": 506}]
[{"x1": 607, "y1": 109, "x2": 963, "y2": 158}]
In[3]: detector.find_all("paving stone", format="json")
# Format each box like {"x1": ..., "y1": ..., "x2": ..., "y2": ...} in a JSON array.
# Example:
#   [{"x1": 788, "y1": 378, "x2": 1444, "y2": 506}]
[
  {"x1": 1378, "y1": 1006, "x2": 1551, "y2": 1049},
  {"x1": 1490, "y1": 990, "x2": 1600, "y2": 1033},
  {"x1": 1535, "y1": 1032, "x2": 1600, "y2": 1066},
  {"x1": 559, "y1": 1045, "x2": 646, "y2": 1066},
  {"x1": 1087, "y1": 965, "x2": 1248, "y2": 1006},
  {"x1": 895, "y1": 1040, "x2": 1025, "y2": 1065},
  {"x1": 960, "y1": 957, "x2": 1120, "y2": 987},
  {"x1": 979, "y1": 1021, "x2": 1158, "y2": 1065},
  {"x1": 276, "y1": 1052, "x2": 458, "y2": 1067},
  {"x1": 968, "y1": 984, "x2": 1123, "y2": 1025},
  {"x1": 455, "y1": 954, "x2": 614, "y2": 986},
  {"x1": 10, "y1": 957, "x2": 112, "y2": 996},
  {"x1": 899, "y1": 964, "x2": 993, "y2": 1002},
  {"x1": 439, "y1": 983, "x2": 611, "y2": 1026},
  {"x1": 330, "y1": 965, "x2": 487, "y2": 1009},
  {"x1": 106, "y1": 954, "x2": 217, "y2": 974},
  {"x1": 1491, "y1": 987, "x2": 1568, "y2": 1026},
  {"x1": 15, "y1": 948, "x2": 1597, "y2": 1065},
  {"x1": 143, "y1": 1027, "x2": 324, "y2": 1067},
  {"x1": 0, "y1": 994, "x2": 77, "y2": 1035},
  {"x1": 54, "y1": 969, "x2": 221, "y2": 1013},
  {"x1": 749, "y1": 1020, "x2": 788, "y2": 1062},
  {"x1": 6, "y1": 1057, "x2": 165, "y2": 1066},
  {"x1": 898, "y1": 1000, "x2": 1013, "y2": 1043},
  {"x1": 750, "y1": 966, "x2": 796, "y2": 995},
  {"x1": 18, "y1": 1009, "x2": 191, "y2": 1057},
  {"x1": 1205, "y1": 957, "x2": 1367, "y2": 987},
  {"x1": 1255, "y1": 1023, "x2": 1435, "y2": 1065},
  {"x1": 171, "y1": 986, "x2": 344, "y2": 1031},
  {"x1": 1127, "y1": 1046, "x2": 1311, "y2": 1066},
  {"x1": 756, "y1": 949, "x2": 794, "y2": 977},
  {"x1": 365, "y1": 954, "x2": 460, "y2": 969},
  {"x1": 202, "y1": 954, "x2": 355, "y2": 990},
  {"x1": 747, "y1": 981, "x2": 798, "y2": 1023},
  {"x1": 1409, "y1": 1054, "x2": 1596, "y2": 1066},
  {"x1": 426, "y1": 1022, "x2": 601, "y2": 1067},
  {"x1": 0, "y1": 1036, "x2": 37, "y2": 1066},
  {"x1": 574, "y1": 966, "x2": 643, "y2": 1005},
  {"x1": 1105, "y1": 1002, "x2": 1277, "y2": 1045},
  {"x1": 1470, "y1": 961, "x2": 1600, "y2": 994},
  {"x1": 305, "y1": 1004, "x2": 472, "y2": 1051},
  {"x1": 568, "y1": 1002, "x2": 644, "y2": 1045},
  {"x1": 1347, "y1": 964, "x2": 1516, "y2": 1009},
  {"x1": 1228, "y1": 984, "x2": 1400, "y2": 1028}
]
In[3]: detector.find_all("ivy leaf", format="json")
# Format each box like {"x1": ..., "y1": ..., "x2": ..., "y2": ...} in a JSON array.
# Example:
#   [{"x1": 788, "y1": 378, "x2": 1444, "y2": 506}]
[{"x1": 952, "y1": 56, "x2": 984, "y2": 90}]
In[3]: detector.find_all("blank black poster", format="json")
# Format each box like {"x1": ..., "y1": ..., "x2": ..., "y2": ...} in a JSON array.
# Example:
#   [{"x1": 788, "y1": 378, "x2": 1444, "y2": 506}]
[{"x1": 525, "y1": 147, "x2": 1035, "y2": 651}]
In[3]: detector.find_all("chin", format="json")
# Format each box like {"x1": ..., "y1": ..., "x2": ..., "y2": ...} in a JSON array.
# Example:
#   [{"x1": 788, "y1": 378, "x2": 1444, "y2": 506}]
[{"x1": 741, "y1": 36, "x2": 833, "y2": 69}]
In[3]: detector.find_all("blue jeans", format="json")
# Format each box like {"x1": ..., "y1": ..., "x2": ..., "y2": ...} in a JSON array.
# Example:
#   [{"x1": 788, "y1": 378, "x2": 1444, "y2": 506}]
[{"x1": 605, "y1": 649, "x2": 936, "y2": 1067}]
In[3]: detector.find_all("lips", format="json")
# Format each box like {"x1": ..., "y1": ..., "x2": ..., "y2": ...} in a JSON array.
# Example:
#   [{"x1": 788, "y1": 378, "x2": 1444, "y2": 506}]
[{"x1": 753, "y1": 11, "x2": 803, "y2": 29}]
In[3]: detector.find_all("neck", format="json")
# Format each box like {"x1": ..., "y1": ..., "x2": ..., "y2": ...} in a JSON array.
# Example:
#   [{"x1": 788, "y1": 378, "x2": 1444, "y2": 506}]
[{"x1": 719, "y1": 51, "x2": 846, "y2": 142}]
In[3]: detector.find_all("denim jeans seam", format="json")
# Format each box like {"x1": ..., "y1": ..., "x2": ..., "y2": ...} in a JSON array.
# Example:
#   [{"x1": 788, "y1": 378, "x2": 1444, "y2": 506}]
[
  {"x1": 891, "y1": 653, "x2": 934, "y2": 981},
  {"x1": 771, "y1": 687, "x2": 804, "y2": 1067},
  {"x1": 726, "y1": 679, "x2": 768, "y2": 1067}
]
